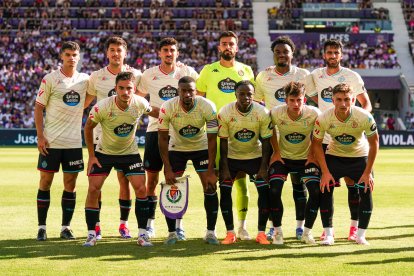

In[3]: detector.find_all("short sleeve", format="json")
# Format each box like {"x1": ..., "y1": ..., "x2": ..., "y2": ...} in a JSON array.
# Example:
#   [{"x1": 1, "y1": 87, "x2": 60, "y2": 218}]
[
  {"x1": 158, "y1": 102, "x2": 170, "y2": 131},
  {"x1": 35, "y1": 75, "x2": 52, "y2": 107}
]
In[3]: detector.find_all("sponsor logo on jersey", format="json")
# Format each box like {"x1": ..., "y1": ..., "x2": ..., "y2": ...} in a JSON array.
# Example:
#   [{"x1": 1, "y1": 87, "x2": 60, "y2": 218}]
[
  {"x1": 69, "y1": 159, "x2": 84, "y2": 168},
  {"x1": 42, "y1": 79, "x2": 46, "y2": 84},
  {"x1": 114, "y1": 123, "x2": 134, "y2": 137},
  {"x1": 334, "y1": 134, "x2": 356, "y2": 145},
  {"x1": 153, "y1": 76, "x2": 159, "y2": 80},
  {"x1": 212, "y1": 69, "x2": 219, "y2": 73},
  {"x1": 218, "y1": 78, "x2": 236, "y2": 93},
  {"x1": 238, "y1": 70, "x2": 244, "y2": 76},
  {"x1": 179, "y1": 125, "x2": 200, "y2": 138},
  {"x1": 38, "y1": 89, "x2": 45, "y2": 97},
  {"x1": 102, "y1": 76, "x2": 108, "y2": 81},
  {"x1": 370, "y1": 123, "x2": 377, "y2": 132},
  {"x1": 274, "y1": 88, "x2": 286, "y2": 102},
  {"x1": 108, "y1": 88, "x2": 116, "y2": 97},
  {"x1": 234, "y1": 128, "x2": 255, "y2": 142},
  {"x1": 63, "y1": 90, "x2": 81, "y2": 106},
  {"x1": 285, "y1": 132, "x2": 306, "y2": 144},
  {"x1": 338, "y1": 76, "x2": 345, "y2": 82},
  {"x1": 321, "y1": 87, "x2": 333, "y2": 103},
  {"x1": 159, "y1": 85, "x2": 178, "y2": 101}
]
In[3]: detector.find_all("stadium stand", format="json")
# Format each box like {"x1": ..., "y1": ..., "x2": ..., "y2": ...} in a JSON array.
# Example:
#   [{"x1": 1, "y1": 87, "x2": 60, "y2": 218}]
[{"x1": 0, "y1": 0, "x2": 256, "y2": 129}]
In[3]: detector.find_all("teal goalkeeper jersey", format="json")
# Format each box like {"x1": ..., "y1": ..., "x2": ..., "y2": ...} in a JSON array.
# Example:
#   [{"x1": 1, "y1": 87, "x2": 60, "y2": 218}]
[{"x1": 196, "y1": 61, "x2": 255, "y2": 112}]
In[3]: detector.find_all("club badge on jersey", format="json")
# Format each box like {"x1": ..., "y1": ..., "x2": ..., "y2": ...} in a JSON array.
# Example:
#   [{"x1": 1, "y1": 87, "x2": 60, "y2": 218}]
[{"x1": 159, "y1": 175, "x2": 189, "y2": 219}]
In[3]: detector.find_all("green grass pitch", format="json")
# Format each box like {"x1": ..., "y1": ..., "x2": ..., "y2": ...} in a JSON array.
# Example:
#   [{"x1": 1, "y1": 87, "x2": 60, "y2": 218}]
[{"x1": 0, "y1": 147, "x2": 413, "y2": 275}]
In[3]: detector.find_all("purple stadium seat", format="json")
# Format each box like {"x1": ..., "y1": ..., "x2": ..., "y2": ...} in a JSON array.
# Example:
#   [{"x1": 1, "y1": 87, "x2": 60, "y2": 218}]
[
  {"x1": 197, "y1": 19, "x2": 205, "y2": 29},
  {"x1": 153, "y1": 19, "x2": 160, "y2": 29},
  {"x1": 78, "y1": 18, "x2": 86, "y2": 29},
  {"x1": 71, "y1": 19, "x2": 79, "y2": 29},
  {"x1": 179, "y1": 9, "x2": 186, "y2": 18},
  {"x1": 241, "y1": 19, "x2": 249, "y2": 30},
  {"x1": 86, "y1": 19, "x2": 94, "y2": 29},
  {"x1": 229, "y1": 9, "x2": 237, "y2": 18},
  {"x1": 143, "y1": 9, "x2": 150, "y2": 18},
  {"x1": 186, "y1": 10, "x2": 193, "y2": 18},
  {"x1": 144, "y1": 0, "x2": 151, "y2": 7},
  {"x1": 93, "y1": 19, "x2": 100, "y2": 29},
  {"x1": 222, "y1": 0, "x2": 230, "y2": 7}
]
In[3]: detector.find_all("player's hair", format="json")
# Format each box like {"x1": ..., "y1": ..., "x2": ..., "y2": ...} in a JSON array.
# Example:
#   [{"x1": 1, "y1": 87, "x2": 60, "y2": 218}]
[
  {"x1": 332, "y1": 83, "x2": 352, "y2": 95},
  {"x1": 105, "y1": 36, "x2": 128, "y2": 51},
  {"x1": 159, "y1": 37, "x2": 179, "y2": 50},
  {"x1": 60, "y1": 41, "x2": 80, "y2": 54},
  {"x1": 115, "y1": 71, "x2": 135, "y2": 85},
  {"x1": 270, "y1": 36, "x2": 295, "y2": 53},
  {"x1": 284, "y1": 81, "x2": 305, "y2": 97},
  {"x1": 235, "y1": 80, "x2": 255, "y2": 92},
  {"x1": 178, "y1": 76, "x2": 195, "y2": 85},
  {"x1": 218, "y1": 31, "x2": 238, "y2": 44},
  {"x1": 323, "y1": 38, "x2": 343, "y2": 52}
]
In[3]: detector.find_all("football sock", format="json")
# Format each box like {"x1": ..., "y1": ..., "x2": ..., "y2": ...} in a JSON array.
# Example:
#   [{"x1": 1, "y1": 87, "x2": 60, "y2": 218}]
[
  {"x1": 165, "y1": 217, "x2": 176, "y2": 232},
  {"x1": 37, "y1": 189, "x2": 50, "y2": 226},
  {"x1": 85, "y1": 208, "x2": 100, "y2": 231},
  {"x1": 357, "y1": 228, "x2": 367, "y2": 238},
  {"x1": 293, "y1": 183, "x2": 307, "y2": 221},
  {"x1": 304, "y1": 181, "x2": 320, "y2": 229},
  {"x1": 269, "y1": 178, "x2": 284, "y2": 227},
  {"x1": 97, "y1": 200, "x2": 102, "y2": 223},
  {"x1": 297, "y1": 220, "x2": 305, "y2": 229},
  {"x1": 320, "y1": 187, "x2": 334, "y2": 228},
  {"x1": 135, "y1": 197, "x2": 149, "y2": 229},
  {"x1": 358, "y1": 187, "x2": 373, "y2": 229},
  {"x1": 147, "y1": 196, "x2": 158, "y2": 220},
  {"x1": 347, "y1": 185, "x2": 359, "y2": 220},
  {"x1": 350, "y1": 220, "x2": 358, "y2": 227},
  {"x1": 204, "y1": 192, "x2": 218, "y2": 231},
  {"x1": 119, "y1": 199, "x2": 132, "y2": 221},
  {"x1": 239, "y1": 219, "x2": 246, "y2": 229},
  {"x1": 219, "y1": 181, "x2": 234, "y2": 231},
  {"x1": 256, "y1": 180, "x2": 270, "y2": 232},
  {"x1": 234, "y1": 177, "x2": 249, "y2": 221},
  {"x1": 61, "y1": 191, "x2": 76, "y2": 226},
  {"x1": 303, "y1": 227, "x2": 311, "y2": 235},
  {"x1": 176, "y1": 219, "x2": 183, "y2": 229},
  {"x1": 324, "y1": 227, "x2": 334, "y2": 237}
]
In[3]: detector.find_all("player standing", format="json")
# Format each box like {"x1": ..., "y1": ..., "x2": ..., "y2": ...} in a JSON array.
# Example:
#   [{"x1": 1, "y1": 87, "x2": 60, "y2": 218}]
[
  {"x1": 312, "y1": 83, "x2": 378, "y2": 245},
  {"x1": 218, "y1": 80, "x2": 273, "y2": 245},
  {"x1": 35, "y1": 41, "x2": 89, "y2": 241},
  {"x1": 83, "y1": 72, "x2": 159, "y2": 247},
  {"x1": 84, "y1": 36, "x2": 142, "y2": 239},
  {"x1": 255, "y1": 35, "x2": 310, "y2": 240},
  {"x1": 138, "y1": 37, "x2": 199, "y2": 240},
  {"x1": 196, "y1": 31, "x2": 255, "y2": 240},
  {"x1": 268, "y1": 82, "x2": 321, "y2": 245},
  {"x1": 158, "y1": 76, "x2": 220, "y2": 245},
  {"x1": 305, "y1": 38, "x2": 372, "y2": 241}
]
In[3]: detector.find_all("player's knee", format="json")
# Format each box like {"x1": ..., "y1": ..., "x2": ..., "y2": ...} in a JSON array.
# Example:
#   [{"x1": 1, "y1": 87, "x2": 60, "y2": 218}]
[
  {"x1": 39, "y1": 172, "x2": 54, "y2": 190},
  {"x1": 269, "y1": 178, "x2": 284, "y2": 197}
]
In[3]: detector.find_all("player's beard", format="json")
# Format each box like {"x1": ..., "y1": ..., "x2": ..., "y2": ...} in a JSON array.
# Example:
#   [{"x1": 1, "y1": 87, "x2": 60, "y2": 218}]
[
  {"x1": 277, "y1": 62, "x2": 288, "y2": 67},
  {"x1": 220, "y1": 51, "x2": 235, "y2": 61},
  {"x1": 326, "y1": 59, "x2": 340, "y2": 69}
]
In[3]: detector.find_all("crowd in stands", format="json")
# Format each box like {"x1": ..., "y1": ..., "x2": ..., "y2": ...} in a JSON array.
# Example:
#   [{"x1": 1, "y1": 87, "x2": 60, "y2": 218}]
[
  {"x1": 0, "y1": 0, "x2": 257, "y2": 129},
  {"x1": 402, "y1": 0, "x2": 414, "y2": 62},
  {"x1": 293, "y1": 40, "x2": 400, "y2": 69}
]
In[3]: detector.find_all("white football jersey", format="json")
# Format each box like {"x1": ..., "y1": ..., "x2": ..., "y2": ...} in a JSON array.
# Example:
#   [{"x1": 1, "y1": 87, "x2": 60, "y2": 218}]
[
  {"x1": 271, "y1": 105, "x2": 320, "y2": 160},
  {"x1": 35, "y1": 69, "x2": 89, "y2": 148},
  {"x1": 88, "y1": 65, "x2": 142, "y2": 143},
  {"x1": 158, "y1": 96, "x2": 218, "y2": 151},
  {"x1": 218, "y1": 102, "x2": 273, "y2": 160},
  {"x1": 89, "y1": 95, "x2": 152, "y2": 155},
  {"x1": 255, "y1": 66, "x2": 309, "y2": 109},
  {"x1": 138, "y1": 64, "x2": 199, "y2": 132},
  {"x1": 313, "y1": 106, "x2": 377, "y2": 157},
  {"x1": 305, "y1": 67, "x2": 367, "y2": 144}
]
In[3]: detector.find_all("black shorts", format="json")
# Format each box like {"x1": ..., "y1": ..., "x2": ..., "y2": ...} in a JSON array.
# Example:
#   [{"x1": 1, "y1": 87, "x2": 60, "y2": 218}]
[
  {"x1": 268, "y1": 159, "x2": 306, "y2": 182},
  {"x1": 269, "y1": 159, "x2": 320, "y2": 185},
  {"x1": 326, "y1": 155, "x2": 368, "y2": 183},
  {"x1": 227, "y1": 157, "x2": 262, "y2": 180},
  {"x1": 143, "y1": 132, "x2": 163, "y2": 172},
  {"x1": 169, "y1": 150, "x2": 210, "y2": 173},
  {"x1": 89, "y1": 152, "x2": 145, "y2": 177},
  {"x1": 37, "y1": 148, "x2": 83, "y2": 173}
]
